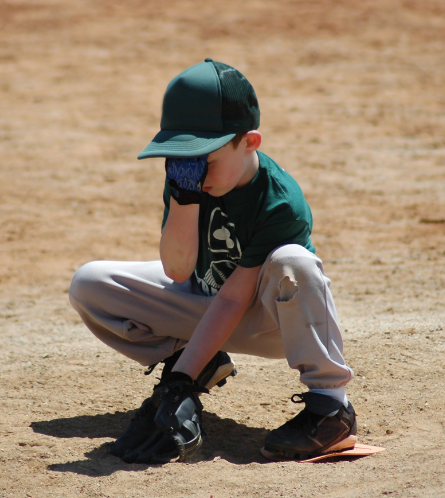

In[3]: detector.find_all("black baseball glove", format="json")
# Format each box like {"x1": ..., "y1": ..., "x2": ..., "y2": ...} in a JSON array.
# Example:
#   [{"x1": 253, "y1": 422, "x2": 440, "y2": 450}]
[{"x1": 123, "y1": 372, "x2": 208, "y2": 464}]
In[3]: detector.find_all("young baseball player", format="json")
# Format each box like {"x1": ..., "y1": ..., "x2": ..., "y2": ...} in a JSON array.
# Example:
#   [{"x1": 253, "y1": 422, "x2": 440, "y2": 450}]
[{"x1": 69, "y1": 58, "x2": 356, "y2": 463}]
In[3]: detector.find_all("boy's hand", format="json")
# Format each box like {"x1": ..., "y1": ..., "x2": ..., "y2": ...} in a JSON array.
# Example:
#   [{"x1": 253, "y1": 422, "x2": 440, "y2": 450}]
[{"x1": 165, "y1": 156, "x2": 208, "y2": 205}]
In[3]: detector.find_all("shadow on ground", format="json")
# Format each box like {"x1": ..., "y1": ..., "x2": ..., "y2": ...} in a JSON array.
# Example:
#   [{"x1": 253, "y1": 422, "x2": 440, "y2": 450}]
[
  {"x1": 30, "y1": 410, "x2": 270, "y2": 476},
  {"x1": 31, "y1": 409, "x2": 135, "y2": 439}
]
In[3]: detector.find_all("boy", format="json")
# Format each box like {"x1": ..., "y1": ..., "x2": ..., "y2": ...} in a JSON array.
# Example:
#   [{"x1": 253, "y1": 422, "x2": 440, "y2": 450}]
[{"x1": 69, "y1": 58, "x2": 356, "y2": 463}]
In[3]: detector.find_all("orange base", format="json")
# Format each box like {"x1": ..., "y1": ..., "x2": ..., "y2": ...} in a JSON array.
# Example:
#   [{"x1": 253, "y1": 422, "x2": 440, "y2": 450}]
[{"x1": 261, "y1": 443, "x2": 385, "y2": 462}]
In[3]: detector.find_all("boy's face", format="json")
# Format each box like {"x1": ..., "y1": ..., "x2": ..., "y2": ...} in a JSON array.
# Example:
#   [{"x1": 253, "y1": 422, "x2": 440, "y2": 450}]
[{"x1": 202, "y1": 133, "x2": 260, "y2": 197}]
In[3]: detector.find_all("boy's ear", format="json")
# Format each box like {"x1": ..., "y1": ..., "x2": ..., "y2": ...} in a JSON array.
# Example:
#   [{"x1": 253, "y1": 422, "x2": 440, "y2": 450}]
[{"x1": 244, "y1": 131, "x2": 262, "y2": 155}]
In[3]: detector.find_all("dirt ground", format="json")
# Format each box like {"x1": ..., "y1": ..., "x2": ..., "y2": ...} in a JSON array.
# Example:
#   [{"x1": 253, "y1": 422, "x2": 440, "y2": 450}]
[{"x1": 1, "y1": 0, "x2": 445, "y2": 496}]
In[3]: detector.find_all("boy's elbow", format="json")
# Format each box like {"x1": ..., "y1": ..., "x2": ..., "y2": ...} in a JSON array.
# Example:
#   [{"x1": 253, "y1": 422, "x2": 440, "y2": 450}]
[
  {"x1": 162, "y1": 264, "x2": 192, "y2": 283},
  {"x1": 169, "y1": 272, "x2": 190, "y2": 284}
]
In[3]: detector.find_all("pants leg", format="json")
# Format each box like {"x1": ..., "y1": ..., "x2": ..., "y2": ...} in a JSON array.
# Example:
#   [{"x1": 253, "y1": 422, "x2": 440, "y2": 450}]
[
  {"x1": 69, "y1": 260, "x2": 211, "y2": 366},
  {"x1": 241, "y1": 244, "x2": 354, "y2": 388},
  {"x1": 69, "y1": 246, "x2": 353, "y2": 388},
  {"x1": 69, "y1": 259, "x2": 284, "y2": 364}
]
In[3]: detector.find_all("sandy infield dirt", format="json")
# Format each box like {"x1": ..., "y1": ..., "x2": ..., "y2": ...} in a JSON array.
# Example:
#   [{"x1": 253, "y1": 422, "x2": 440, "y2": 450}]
[{"x1": 1, "y1": 0, "x2": 445, "y2": 496}]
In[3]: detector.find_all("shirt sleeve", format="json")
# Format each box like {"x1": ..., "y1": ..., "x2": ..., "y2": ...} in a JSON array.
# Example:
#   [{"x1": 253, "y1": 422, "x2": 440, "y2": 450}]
[
  {"x1": 239, "y1": 217, "x2": 313, "y2": 267},
  {"x1": 239, "y1": 192, "x2": 315, "y2": 268}
]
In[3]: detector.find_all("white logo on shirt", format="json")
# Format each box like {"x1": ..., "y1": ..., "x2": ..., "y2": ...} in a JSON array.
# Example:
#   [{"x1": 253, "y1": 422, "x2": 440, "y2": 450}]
[
  {"x1": 196, "y1": 208, "x2": 242, "y2": 296},
  {"x1": 213, "y1": 226, "x2": 235, "y2": 249},
  {"x1": 208, "y1": 208, "x2": 241, "y2": 259}
]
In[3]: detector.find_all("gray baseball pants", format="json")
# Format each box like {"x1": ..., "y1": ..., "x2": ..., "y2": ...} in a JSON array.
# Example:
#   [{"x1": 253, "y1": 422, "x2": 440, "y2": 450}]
[{"x1": 69, "y1": 244, "x2": 353, "y2": 389}]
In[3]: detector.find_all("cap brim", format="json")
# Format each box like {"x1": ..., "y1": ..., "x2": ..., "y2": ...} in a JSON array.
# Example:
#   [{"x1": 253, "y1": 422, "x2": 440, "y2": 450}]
[{"x1": 138, "y1": 130, "x2": 236, "y2": 159}]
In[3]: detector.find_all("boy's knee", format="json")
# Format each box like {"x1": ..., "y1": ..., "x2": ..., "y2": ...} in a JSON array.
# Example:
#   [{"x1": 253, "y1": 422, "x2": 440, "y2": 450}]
[
  {"x1": 267, "y1": 244, "x2": 322, "y2": 289},
  {"x1": 69, "y1": 261, "x2": 109, "y2": 306}
]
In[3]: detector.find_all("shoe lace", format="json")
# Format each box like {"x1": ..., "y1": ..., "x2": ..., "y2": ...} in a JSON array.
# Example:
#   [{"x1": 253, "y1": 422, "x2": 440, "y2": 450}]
[
  {"x1": 144, "y1": 363, "x2": 158, "y2": 376},
  {"x1": 290, "y1": 393, "x2": 308, "y2": 404},
  {"x1": 285, "y1": 393, "x2": 324, "y2": 431},
  {"x1": 143, "y1": 348, "x2": 185, "y2": 380}
]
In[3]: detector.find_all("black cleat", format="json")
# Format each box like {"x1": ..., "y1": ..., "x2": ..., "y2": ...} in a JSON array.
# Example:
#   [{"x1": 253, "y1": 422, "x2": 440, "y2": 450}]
[
  {"x1": 195, "y1": 351, "x2": 237, "y2": 390},
  {"x1": 263, "y1": 392, "x2": 357, "y2": 460}
]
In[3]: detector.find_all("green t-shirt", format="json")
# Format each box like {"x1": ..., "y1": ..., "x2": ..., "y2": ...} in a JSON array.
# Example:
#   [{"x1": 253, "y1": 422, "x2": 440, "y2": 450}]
[{"x1": 162, "y1": 151, "x2": 315, "y2": 296}]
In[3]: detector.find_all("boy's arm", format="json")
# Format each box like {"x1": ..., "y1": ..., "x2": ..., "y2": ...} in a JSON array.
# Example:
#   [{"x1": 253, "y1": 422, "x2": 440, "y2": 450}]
[
  {"x1": 172, "y1": 264, "x2": 262, "y2": 379},
  {"x1": 159, "y1": 198, "x2": 199, "y2": 283}
]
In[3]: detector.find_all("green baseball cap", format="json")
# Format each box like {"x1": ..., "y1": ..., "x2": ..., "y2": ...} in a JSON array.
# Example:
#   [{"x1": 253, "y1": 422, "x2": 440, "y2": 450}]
[{"x1": 138, "y1": 58, "x2": 260, "y2": 159}]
